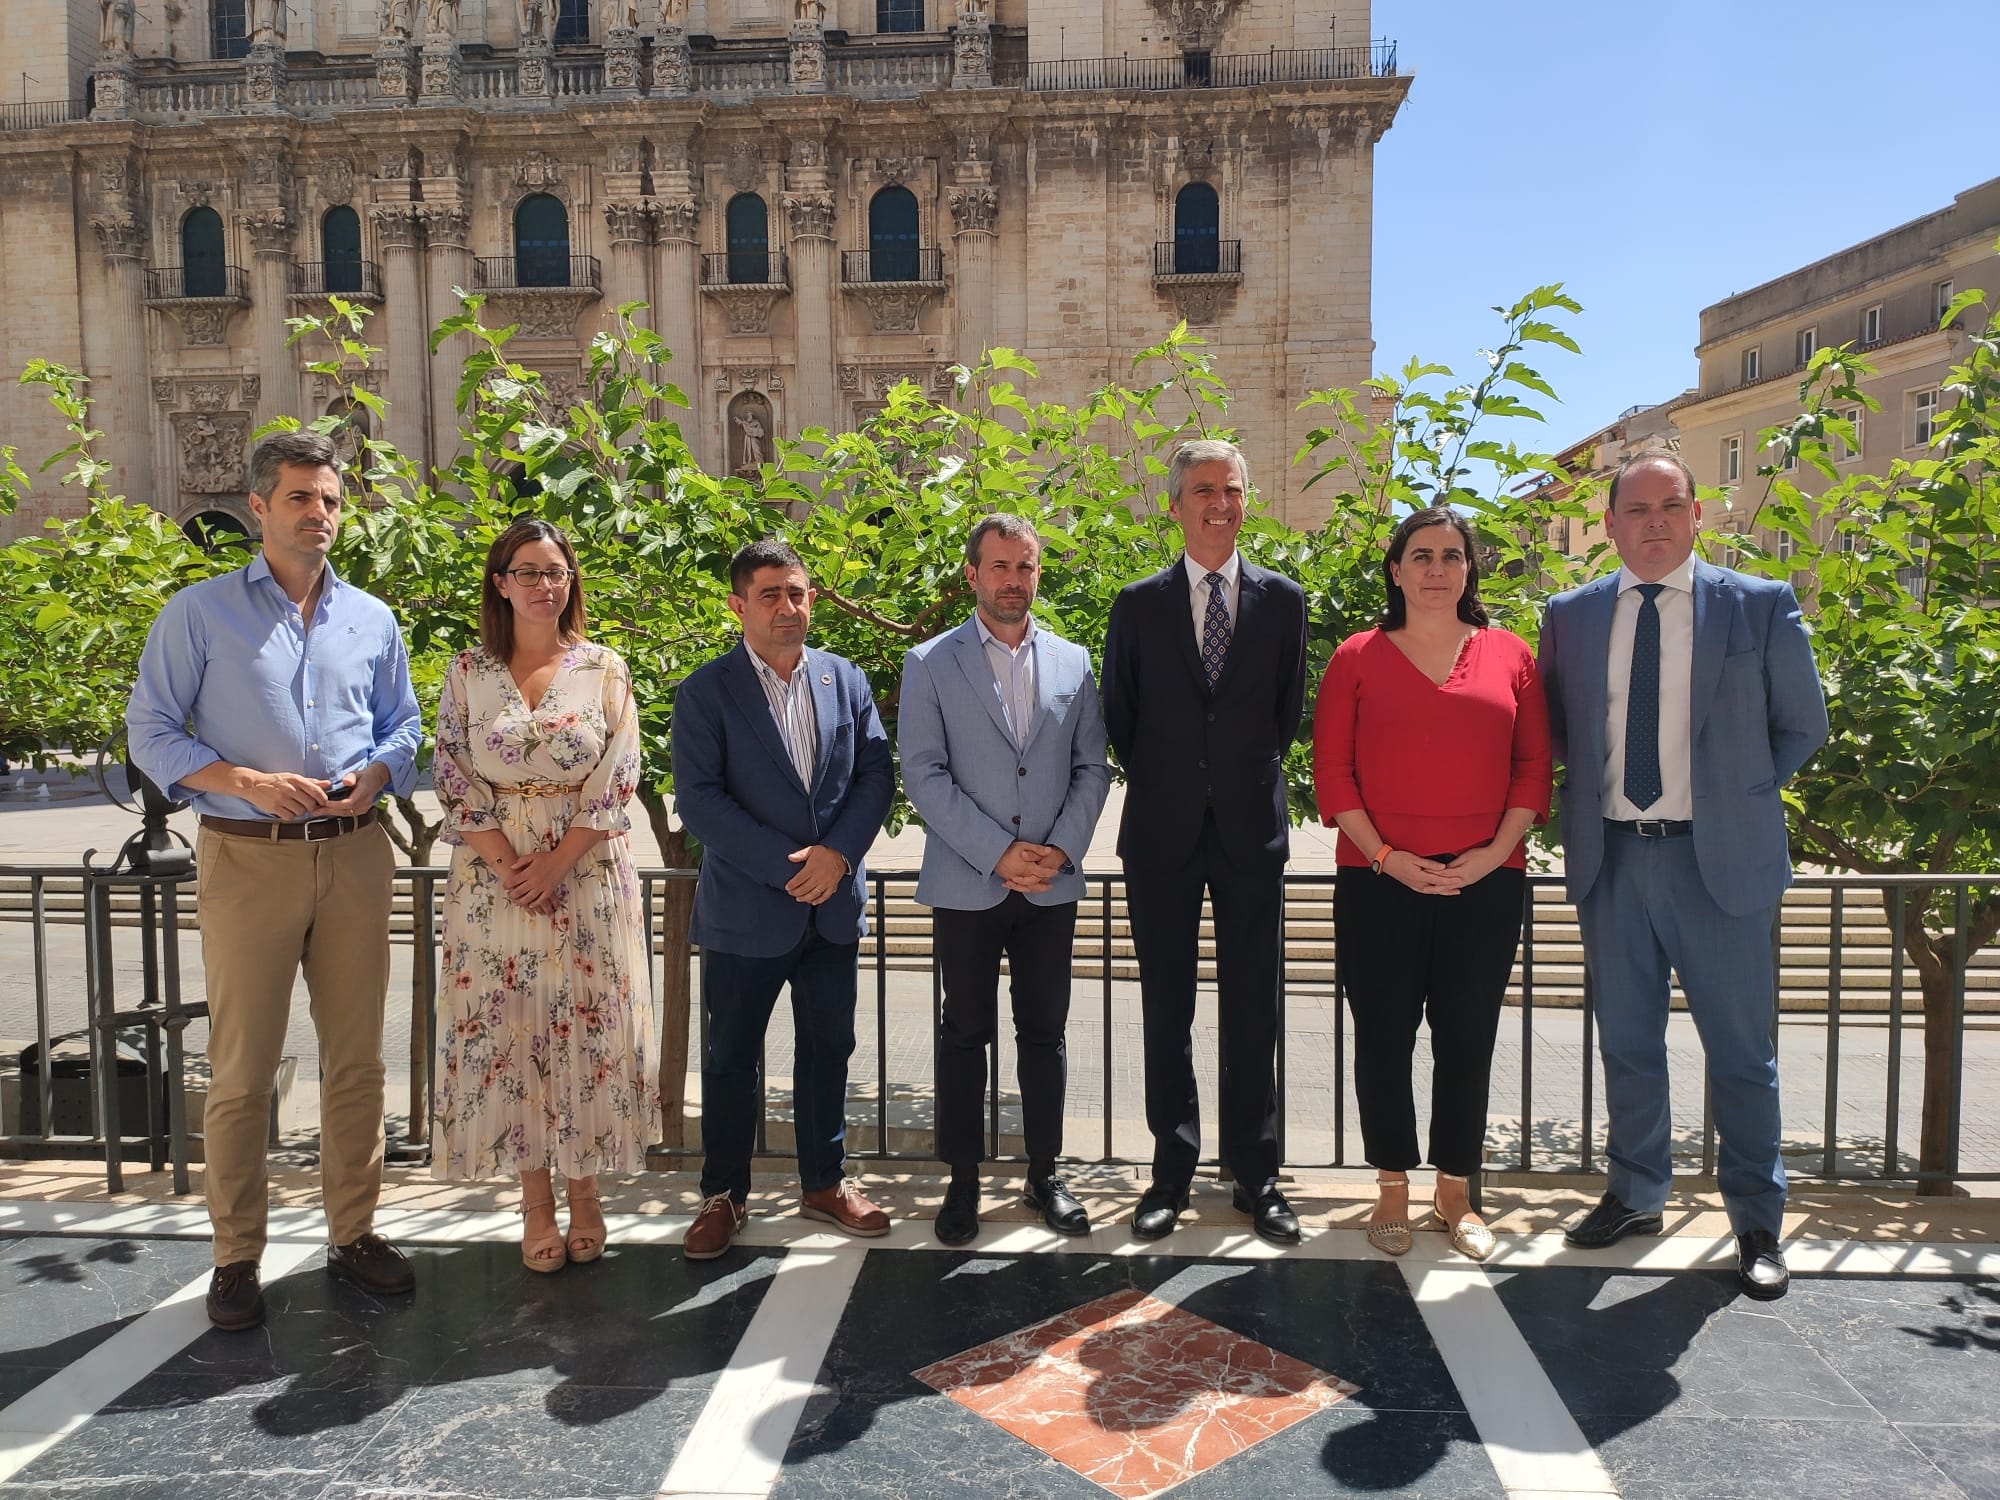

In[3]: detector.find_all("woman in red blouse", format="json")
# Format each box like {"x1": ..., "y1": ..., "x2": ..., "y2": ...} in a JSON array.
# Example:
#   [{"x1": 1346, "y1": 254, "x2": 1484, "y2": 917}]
[{"x1": 1312, "y1": 505, "x2": 1551, "y2": 1260}]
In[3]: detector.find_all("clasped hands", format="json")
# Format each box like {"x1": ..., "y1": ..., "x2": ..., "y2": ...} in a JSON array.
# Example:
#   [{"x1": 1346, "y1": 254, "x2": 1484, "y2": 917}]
[
  {"x1": 1383, "y1": 842, "x2": 1504, "y2": 896},
  {"x1": 995, "y1": 840, "x2": 1069, "y2": 895},
  {"x1": 243, "y1": 765, "x2": 388, "y2": 820}
]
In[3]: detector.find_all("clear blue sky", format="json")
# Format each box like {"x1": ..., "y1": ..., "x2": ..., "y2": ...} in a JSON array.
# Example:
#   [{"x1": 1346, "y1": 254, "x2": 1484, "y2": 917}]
[{"x1": 1369, "y1": 0, "x2": 2000, "y2": 463}]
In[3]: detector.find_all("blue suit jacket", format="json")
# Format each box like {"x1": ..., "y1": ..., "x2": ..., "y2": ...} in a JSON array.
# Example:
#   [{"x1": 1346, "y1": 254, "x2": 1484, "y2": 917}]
[
  {"x1": 898, "y1": 617, "x2": 1112, "y2": 911},
  {"x1": 671, "y1": 641, "x2": 895, "y2": 957},
  {"x1": 1538, "y1": 560, "x2": 1829, "y2": 917}
]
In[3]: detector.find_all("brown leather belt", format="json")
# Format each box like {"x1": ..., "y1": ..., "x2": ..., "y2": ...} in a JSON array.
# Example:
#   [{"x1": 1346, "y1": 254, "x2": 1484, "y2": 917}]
[{"x1": 198, "y1": 813, "x2": 372, "y2": 842}]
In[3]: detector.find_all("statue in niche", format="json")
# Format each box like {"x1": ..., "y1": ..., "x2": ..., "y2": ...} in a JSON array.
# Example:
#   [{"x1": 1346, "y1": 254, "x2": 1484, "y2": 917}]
[
  {"x1": 381, "y1": 0, "x2": 415, "y2": 36},
  {"x1": 519, "y1": 0, "x2": 549, "y2": 42},
  {"x1": 794, "y1": 0, "x2": 825, "y2": 24},
  {"x1": 659, "y1": 0, "x2": 689, "y2": 21},
  {"x1": 733, "y1": 407, "x2": 769, "y2": 475},
  {"x1": 99, "y1": 0, "x2": 135, "y2": 53},
  {"x1": 249, "y1": 0, "x2": 287, "y2": 43},
  {"x1": 426, "y1": 0, "x2": 460, "y2": 36}
]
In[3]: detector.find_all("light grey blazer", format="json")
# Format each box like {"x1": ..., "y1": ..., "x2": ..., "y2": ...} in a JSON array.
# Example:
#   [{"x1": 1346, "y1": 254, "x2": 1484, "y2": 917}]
[{"x1": 898, "y1": 616, "x2": 1111, "y2": 911}]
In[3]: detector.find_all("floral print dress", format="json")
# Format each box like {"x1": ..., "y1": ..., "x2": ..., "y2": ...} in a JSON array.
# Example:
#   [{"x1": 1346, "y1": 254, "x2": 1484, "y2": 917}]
[{"x1": 431, "y1": 642, "x2": 661, "y2": 1179}]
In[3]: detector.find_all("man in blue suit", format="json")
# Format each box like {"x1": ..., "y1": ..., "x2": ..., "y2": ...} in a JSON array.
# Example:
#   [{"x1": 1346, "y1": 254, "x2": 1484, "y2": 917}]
[
  {"x1": 671, "y1": 538, "x2": 897, "y2": 1259},
  {"x1": 1539, "y1": 450, "x2": 1827, "y2": 1299},
  {"x1": 900, "y1": 515, "x2": 1112, "y2": 1244}
]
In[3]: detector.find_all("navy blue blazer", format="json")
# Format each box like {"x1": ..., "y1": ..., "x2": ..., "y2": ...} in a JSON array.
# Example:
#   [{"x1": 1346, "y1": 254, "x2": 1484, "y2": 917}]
[
  {"x1": 671, "y1": 641, "x2": 895, "y2": 958},
  {"x1": 1539, "y1": 560, "x2": 1828, "y2": 917}
]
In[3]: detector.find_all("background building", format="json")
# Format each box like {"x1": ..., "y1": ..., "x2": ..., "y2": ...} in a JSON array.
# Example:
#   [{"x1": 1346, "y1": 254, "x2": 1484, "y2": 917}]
[{"x1": 0, "y1": 0, "x2": 1408, "y2": 540}]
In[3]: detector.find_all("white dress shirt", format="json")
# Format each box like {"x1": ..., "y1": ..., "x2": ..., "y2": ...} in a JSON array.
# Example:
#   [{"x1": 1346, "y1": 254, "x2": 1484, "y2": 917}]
[
  {"x1": 749, "y1": 646, "x2": 818, "y2": 788},
  {"x1": 974, "y1": 614, "x2": 1039, "y2": 748},
  {"x1": 1602, "y1": 553, "x2": 1696, "y2": 820},
  {"x1": 1180, "y1": 551, "x2": 1242, "y2": 651}
]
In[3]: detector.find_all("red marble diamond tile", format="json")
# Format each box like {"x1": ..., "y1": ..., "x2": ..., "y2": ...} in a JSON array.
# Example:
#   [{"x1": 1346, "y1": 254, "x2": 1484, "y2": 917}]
[{"x1": 914, "y1": 1286, "x2": 1358, "y2": 1499}]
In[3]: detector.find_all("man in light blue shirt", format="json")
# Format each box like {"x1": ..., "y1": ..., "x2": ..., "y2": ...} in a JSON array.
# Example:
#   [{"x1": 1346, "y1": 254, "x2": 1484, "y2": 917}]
[{"x1": 127, "y1": 429, "x2": 421, "y2": 1330}]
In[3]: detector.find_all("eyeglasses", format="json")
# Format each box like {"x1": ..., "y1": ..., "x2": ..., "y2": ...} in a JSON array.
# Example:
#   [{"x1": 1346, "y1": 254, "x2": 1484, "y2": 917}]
[{"x1": 504, "y1": 567, "x2": 573, "y2": 587}]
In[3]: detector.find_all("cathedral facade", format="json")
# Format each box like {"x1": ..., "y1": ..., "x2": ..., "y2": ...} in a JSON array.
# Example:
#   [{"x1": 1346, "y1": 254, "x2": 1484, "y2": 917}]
[{"x1": 0, "y1": 0, "x2": 1405, "y2": 538}]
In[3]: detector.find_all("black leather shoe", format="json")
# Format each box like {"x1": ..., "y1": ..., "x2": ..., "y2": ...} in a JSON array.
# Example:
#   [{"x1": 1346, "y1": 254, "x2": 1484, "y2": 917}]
[
  {"x1": 206, "y1": 1260, "x2": 264, "y2": 1331},
  {"x1": 1736, "y1": 1230, "x2": 1789, "y2": 1300},
  {"x1": 1025, "y1": 1173, "x2": 1090, "y2": 1236},
  {"x1": 327, "y1": 1233, "x2": 416, "y2": 1295},
  {"x1": 935, "y1": 1179, "x2": 979, "y2": 1246},
  {"x1": 1232, "y1": 1183, "x2": 1303, "y2": 1245},
  {"x1": 1132, "y1": 1182, "x2": 1190, "y2": 1240},
  {"x1": 1563, "y1": 1192, "x2": 1664, "y2": 1249}
]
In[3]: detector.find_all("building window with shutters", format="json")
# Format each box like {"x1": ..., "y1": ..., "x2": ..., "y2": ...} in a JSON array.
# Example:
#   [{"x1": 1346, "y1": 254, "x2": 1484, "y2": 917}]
[
  {"x1": 514, "y1": 194, "x2": 571, "y2": 287},
  {"x1": 877, "y1": 0, "x2": 923, "y2": 33},
  {"x1": 211, "y1": 0, "x2": 249, "y2": 59},
  {"x1": 555, "y1": 0, "x2": 590, "y2": 43},
  {"x1": 1172, "y1": 182, "x2": 1220, "y2": 274},
  {"x1": 726, "y1": 194, "x2": 771, "y2": 284},
  {"x1": 182, "y1": 207, "x2": 226, "y2": 298},
  {"x1": 868, "y1": 186, "x2": 920, "y2": 282}
]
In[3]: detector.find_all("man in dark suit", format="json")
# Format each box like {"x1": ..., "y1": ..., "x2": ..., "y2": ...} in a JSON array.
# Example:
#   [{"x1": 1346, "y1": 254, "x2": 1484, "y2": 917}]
[
  {"x1": 1102, "y1": 438, "x2": 1309, "y2": 1244},
  {"x1": 670, "y1": 538, "x2": 897, "y2": 1259},
  {"x1": 1540, "y1": 449, "x2": 1827, "y2": 1299}
]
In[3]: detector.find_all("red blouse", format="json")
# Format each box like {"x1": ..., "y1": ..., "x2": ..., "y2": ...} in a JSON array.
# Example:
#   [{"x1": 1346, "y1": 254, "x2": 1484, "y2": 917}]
[{"x1": 1312, "y1": 626, "x2": 1552, "y2": 869}]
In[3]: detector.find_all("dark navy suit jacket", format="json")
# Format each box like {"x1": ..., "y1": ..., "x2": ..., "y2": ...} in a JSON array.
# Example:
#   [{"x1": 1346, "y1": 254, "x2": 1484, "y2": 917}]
[{"x1": 671, "y1": 641, "x2": 895, "y2": 957}]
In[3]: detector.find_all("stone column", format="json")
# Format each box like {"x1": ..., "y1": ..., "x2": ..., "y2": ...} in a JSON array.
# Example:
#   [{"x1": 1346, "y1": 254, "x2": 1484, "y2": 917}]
[
  {"x1": 603, "y1": 199, "x2": 654, "y2": 326},
  {"x1": 651, "y1": 194, "x2": 704, "y2": 461},
  {"x1": 370, "y1": 205, "x2": 430, "y2": 474},
  {"x1": 421, "y1": 205, "x2": 472, "y2": 466},
  {"x1": 783, "y1": 190, "x2": 837, "y2": 435},
  {"x1": 242, "y1": 209, "x2": 297, "y2": 427},
  {"x1": 87, "y1": 212, "x2": 151, "y2": 504}
]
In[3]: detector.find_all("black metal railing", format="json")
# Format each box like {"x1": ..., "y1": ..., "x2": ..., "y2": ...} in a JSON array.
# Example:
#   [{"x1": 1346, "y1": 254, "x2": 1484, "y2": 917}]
[
  {"x1": 0, "y1": 97, "x2": 88, "y2": 131},
  {"x1": 143, "y1": 264, "x2": 250, "y2": 300},
  {"x1": 5, "y1": 864, "x2": 1991, "y2": 1192},
  {"x1": 1027, "y1": 41, "x2": 1397, "y2": 92},
  {"x1": 472, "y1": 254, "x2": 603, "y2": 291},
  {"x1": 1154, "y1": 239, "x2": 1243, "y2": 278},
  {"x1": 700, "y1": 249, "x2": 789, "y2": 286},
  {"x1": 840, "y1": 247, "x2": 944, "y2": 285},
  {"x1": 290, "y1": 259, "x2": 383, "y2": 298}
]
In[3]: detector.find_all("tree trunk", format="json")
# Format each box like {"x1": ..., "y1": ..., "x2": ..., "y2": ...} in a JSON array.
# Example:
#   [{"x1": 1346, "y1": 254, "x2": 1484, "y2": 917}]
[
  {"x1": 1890, "y1": 888, "x2": 1958, "y2": 1197},
  {"x1": 641, "y1": 788, "x2": 697, "y2": 1150}
]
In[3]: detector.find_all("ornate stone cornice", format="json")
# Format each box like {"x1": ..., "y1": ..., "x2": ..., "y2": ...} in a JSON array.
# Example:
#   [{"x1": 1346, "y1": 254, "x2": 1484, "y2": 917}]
[
  {"x1": 948, "y1": 185, "x2": 997, "y2": 236},
  {"x1": 843, "y1": 282, "x2": 939, "y2": 335},
  {"x1": 783, "y1": 192, "x2": 835, "y2": 241},
  {"x1": 700, "y1": 281, "x2": 789, "y2": 335},
  {"x1": 240, "y1": 208, "x2": 294, "y2": 256},
  {"x1": 370, "y1": 204, "x2": 426, "y2": 252},
  {"x1": 91, "y1": 213, "x2": 146, "y2": 263},
  {"x1": 480, "y1": 288, "x2": 599, "y2": 340}
]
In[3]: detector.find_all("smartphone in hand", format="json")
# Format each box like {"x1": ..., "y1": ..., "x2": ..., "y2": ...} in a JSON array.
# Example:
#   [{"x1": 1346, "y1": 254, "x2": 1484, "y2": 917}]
[{"x1": 324, "y1": 778, "x2": 354, "y2": 801}]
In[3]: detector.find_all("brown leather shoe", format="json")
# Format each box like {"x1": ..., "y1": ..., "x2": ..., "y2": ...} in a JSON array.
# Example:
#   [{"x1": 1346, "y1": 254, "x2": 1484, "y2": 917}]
[
  {"x1": 685, "y1": 1192, "x2": 749, "y2": 1260},
  {"x1": 326, "y1": 1233, "x2": 416, "y2": 1295},
  {"x1": 800, "y1": 1179, "x2": 891, "y2": 1238},
  {"x1": 206, "y1": 1260, "x2": 264, "y2": 1330}
]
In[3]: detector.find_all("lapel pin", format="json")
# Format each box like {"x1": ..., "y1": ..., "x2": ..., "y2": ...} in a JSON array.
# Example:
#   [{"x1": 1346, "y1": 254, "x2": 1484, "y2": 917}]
[{"x1": 820, "y1": 673, "x2": 832, "y2": 685}]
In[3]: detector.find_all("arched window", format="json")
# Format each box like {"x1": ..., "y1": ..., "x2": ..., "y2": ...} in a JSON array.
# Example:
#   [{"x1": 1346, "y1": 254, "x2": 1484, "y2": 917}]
[
  {"x1": 868, "y1": 185, "x2": 920, "y2": 282},
  {"x1": 554, "y1": 0, "x2": 590, "y2": 43},
  {"x1": 877, "y1": 0, "x2": 923, "y2": 31},
  {"x1": 514, "y1": 194, "x2": 570, "y2": 288},
  {"x1": 181, "y1": 207, "x2": 226, "y2": 298},
  {"x1": 726, "y1": 193, "x2": 770, "y2": 284},
  {"x1": 1172, "y1": 183, "x2": 1220, "y2": 274},
  {"x1": 211, "y1": 0, "x2": 249, "y2": 59},
  {"x1": 321, "y1": 206, "x2": 362, "y2": 295}
]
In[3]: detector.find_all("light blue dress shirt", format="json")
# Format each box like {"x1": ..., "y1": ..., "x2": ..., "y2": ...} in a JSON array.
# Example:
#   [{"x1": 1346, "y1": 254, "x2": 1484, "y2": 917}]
[{"x1": 126, "y1": 554, "x2": 422, "y2": 821}]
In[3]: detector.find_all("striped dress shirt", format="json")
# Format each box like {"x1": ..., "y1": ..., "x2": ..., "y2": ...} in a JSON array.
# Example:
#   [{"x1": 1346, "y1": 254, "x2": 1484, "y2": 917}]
[
  {"x1": 749, "y1": 647, "x2": 818, "y2": 788},
  {"x1": 975, "y1": 615, "x2": 1038, "y2": 749}
]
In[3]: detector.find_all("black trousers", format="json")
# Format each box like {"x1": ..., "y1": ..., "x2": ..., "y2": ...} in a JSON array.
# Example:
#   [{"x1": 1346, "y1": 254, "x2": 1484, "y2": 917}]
[
  {"x1": 1125, "y1": 809, "x2": 1283, "y2": 1190},
  {"x1": 1334, "y1": 862, "x2": 1526, "y2": 1177},
  {"x1": 934, "y1": 893, "x2": 1079, "y2": 1173}
]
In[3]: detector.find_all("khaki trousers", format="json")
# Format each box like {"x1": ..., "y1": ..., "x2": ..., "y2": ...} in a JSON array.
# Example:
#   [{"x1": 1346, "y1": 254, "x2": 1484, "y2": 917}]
[{"x1": 197, "y1": 821, "x2": 395, "y2": 1267}]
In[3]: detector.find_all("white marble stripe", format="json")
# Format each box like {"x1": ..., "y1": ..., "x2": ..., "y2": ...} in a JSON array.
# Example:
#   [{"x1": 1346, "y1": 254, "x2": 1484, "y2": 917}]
[
  {"x1": 655, "y1": 1247, "x2": 866, "y2": 1500},
  {"x1": 7, "y1": 1200, "x2": 1998, "y2": 1276},
  {"x1": 0, "y1": 1241, "x2": 318, "y2": 1484},
  {"x1": 1402, "y1": 1258, "x2": 1622, "y2": 1499}
]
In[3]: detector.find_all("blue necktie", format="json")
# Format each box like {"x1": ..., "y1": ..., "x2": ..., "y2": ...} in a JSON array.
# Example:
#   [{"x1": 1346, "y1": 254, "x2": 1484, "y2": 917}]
[
  {"x1": 1624, "y1": 583, "x2": 1666, "y2": 811},
  {"x1": 1201, "y1": 572, "x2": 1230, "y2": 688}
]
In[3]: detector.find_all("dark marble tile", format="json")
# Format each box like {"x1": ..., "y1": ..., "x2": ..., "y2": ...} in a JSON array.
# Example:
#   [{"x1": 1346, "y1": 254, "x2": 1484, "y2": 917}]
[
  {"x1": 320, "y1": 1378, "x2": 708, "y2": 1499},
  {"x1": 1895, "y1": 1423, "x2": 2000, "y2": 1500},
  {"x1": 1492, "y1": 1266, "x2": 1874, "y2": 1421},
  {"x1": 1776, "y1": 1276, "x2": 2000, "y2": 1425},
  {"x1": 0, "y1": 1233, "x2": 212, "y2": 1375},
  {"x1": 1578, "y1": 1413, "x2": 1966, "y2": 1499},
  {"x1": 1200, "y1": 1408, "x2": 1503, "y2": 1499}
]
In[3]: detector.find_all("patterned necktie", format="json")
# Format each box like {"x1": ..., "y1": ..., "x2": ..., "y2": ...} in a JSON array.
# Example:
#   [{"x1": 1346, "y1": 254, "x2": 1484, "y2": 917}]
[
  {"x1": 1201, "y1": 571, "x2": 1231, "y2": 688},
  {"x1": 1624, "y1": 583, "x2": 1666, "y2": 811}
]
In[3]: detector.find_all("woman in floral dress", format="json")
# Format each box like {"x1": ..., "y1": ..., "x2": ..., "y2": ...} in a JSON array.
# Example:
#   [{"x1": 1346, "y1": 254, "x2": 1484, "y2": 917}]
[{"x1": 431, "y1": 518, "x2": 660, "y2": 1271}]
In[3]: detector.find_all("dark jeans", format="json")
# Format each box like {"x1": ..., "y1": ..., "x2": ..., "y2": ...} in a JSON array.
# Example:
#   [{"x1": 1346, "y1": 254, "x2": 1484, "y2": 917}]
[
  {"x1": 1335, "y1": 862, "x2": 1525, "y2": 1177},
  {"x1": 699, "y1": 927, "x2": 858, "y2": 1200},
  {"x1": 1125, "y1": 808, "x2": 1283, "y2": 1190},
  {"x1": 934, "y1": 893, "x2": 1079, "y2": 1174}
]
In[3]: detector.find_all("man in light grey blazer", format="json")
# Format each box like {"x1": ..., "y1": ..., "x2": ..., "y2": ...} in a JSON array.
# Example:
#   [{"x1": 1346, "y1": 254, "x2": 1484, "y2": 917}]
[
  {"x1": 899, "y1": 514, "x2": 1112, "y2": 1244},
  {"x1": 1540, "y1": 449, "x2": 1827, "y2": 1300}
]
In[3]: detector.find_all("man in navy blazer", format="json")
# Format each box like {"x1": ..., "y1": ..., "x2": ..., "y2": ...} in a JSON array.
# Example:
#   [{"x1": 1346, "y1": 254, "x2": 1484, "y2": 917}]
[
  {"x1": 670, "y1": 538, "x2": 896, "y2": 1259},
  {"x1": 900, "y1": 515, "x2": 1112, "y2": 1244},
  {"x1": 1540, "y1": 450, "x2": 1827, "y2": 1299},
  {"x1": 1102, "y1": 439, "x2": 1309, "y2": 1244}
]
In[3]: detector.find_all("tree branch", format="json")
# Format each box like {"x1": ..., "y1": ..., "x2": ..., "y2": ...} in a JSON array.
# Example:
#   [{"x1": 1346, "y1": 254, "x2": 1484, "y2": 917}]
[
  {"x1": 815, "y1": 586, "x2": 927, "y2": 638},
  {"x1": 1791, "y1": 813, "x2": 1900, "y2": 875}
]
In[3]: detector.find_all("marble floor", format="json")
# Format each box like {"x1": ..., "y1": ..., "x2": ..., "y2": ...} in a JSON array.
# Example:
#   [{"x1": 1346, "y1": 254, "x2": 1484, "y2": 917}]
[{"x1": 1, "y1": 1200, "x2": 1997, "y2": 1500}]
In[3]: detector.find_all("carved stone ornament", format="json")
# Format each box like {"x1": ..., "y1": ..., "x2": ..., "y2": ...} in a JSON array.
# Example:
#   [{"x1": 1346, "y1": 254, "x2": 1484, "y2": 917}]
[
  {"x1": 837, "y1": 363, "x2": 860, "y2": 392},
  {"x1": 244, "y1": 41, "x2": 286, "y2": 108},
  {"x1": 249, "y1": 153, "x2": 293, "y2": 191},
  {"x1": 240, "y1": 374, "x2": 261, "y2": 405},
  {"x1": 320, "y1": 157, "x2": 356, "y2": 206},
  {"x1": 176, "y1": 305, "x2": 237, "y2": 346},
  {"x1": 90, "y1": 61, "x2": 135, "y2": 120},
  {"x1": 701, "y1": 281, "x2": 788, "y2": 336},
  {"x1": 948, "y1": 185, "x2": 996, "y2": 235},
  {"x1": 377, "y1": 149, "x2": 411, "y2": 180},
  {"x1": 97, "y1": 158, "x2": 132, "y2": 199},
  {"x1": 421, "y1": 31, "x2": 463, "y2": 99},
  {"x1": 1148, "y1": 0, "x2": 1238, "y2": 49},
  {"x1": 423, "y1": 144, "x2": 467, "y2": 183},
  {"x1": 652, "y1": 195, "x2": 699, "y2": 243},
  {"x1": 715, "y1": 365, "x2": 783, "y2": 393},
  {"x1": 91, "y1": 213, "x2": 146, "y2": 262},
  {"x1": 518, "y1": 44, "x2": 551, "y2": 98},
  {"x1": 876, "y1": 156, "x2": 922, "y2": 187},
  {"x1": 175, "y1": 412, "x2": 251, "y2": 493},
  {"x1": 609, "y1": 143, "x2": 643, "y2": 176},
  {"x1": 783, "y1": 192, "x2": 835, "y2": 240},
  {"x1": 789, "y1": 25, "x2": 826, "y2": 92},
  {"x1": 603, "y1": 200, "x2": 652, "y2": 246},
  {"x1": 481, "y1": 290, "x2": 597, "y2": 340},
  {"x1": 951, "y1": 23, "x2": 991, "y2": 86},
  {"x1": 310, "y1": 369, "x2": 383, "y2": 401},
  {"x1": 604, "y1": 27, "x2": 643, "y2": 93},
  {"x1": 370, "y1": 205, "x2": 426, "y2": 251},
  {"x1": 375, "y1": 34, "x2": 416, "y2": 101},
  {"x1": 382, "y1": 0, "x2": 416, "y2": 38},
  {"x1": 420, "y1": 204, "x2": 470, "y2": 248},
  {"x1": 186, "y1": 381, "x2": 235, "y2": 410},
  {"x1": 726, "y1": 142, "x2": 762, "y2": 193},
  {"x1": 845, "y1": 283, "x2": 933, "y2": 335},
  {"x1": 518, "y1": 150, "x2": 565, "y2": 189},
  {"x1": 1166, "y1": 281, "x2": 1230, "y2": 326},
  {"x1": 651, "y1": 29, "x2": 690, "y2": 94},
  {"x1": 178, "y1": 179, "x2": 215, "y2": 208},
  {"x1": 241, "y1": 209, "x2": 294, "y2": 255}
]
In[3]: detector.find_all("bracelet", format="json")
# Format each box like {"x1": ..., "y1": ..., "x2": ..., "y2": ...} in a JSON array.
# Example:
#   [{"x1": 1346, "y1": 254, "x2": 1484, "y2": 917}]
[{"x1": 1371, "y1": 843, "x2": 1394, "y2": 874}]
